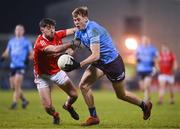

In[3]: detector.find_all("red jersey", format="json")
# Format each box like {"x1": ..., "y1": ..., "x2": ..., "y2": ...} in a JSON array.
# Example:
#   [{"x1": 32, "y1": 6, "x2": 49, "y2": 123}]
[
  {"x1": 34, "y1": 30, "x2": 66, "y2": 75},
  {"x1": 159, "y1": 51, "x2": 176, "y2": 75}
]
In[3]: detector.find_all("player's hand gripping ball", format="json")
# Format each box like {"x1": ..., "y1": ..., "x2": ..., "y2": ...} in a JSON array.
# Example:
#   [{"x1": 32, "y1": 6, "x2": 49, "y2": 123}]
[{"x1": 57, "y1": 54, "x2": 80, "y2": 72}]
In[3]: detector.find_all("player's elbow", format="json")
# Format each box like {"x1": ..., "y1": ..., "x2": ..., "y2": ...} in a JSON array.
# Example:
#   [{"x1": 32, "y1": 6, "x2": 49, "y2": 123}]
[{"x1": 92, "y1": 53, "x2": 100, "y2": 61}]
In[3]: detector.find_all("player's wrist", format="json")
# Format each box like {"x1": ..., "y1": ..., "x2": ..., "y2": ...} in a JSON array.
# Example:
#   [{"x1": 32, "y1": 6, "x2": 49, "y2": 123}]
[
  {"x1": 72, "y1": 28, "x2": 77, "y2": 33},
  {"x1": 71, "y1": 39, "x2": 81, "y2": 49},
  {"x1": 70, "y1": 40, "x2": 76, "y2": 49}
]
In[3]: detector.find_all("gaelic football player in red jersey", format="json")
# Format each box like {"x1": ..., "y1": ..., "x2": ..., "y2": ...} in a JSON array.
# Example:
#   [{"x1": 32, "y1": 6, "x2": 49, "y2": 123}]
[
  {"x1": 157, "y1": 44, "x2": 178, "y2": 105},
  {"x1": 34, "y1": 18, "x2": 80, "y2": 124}
]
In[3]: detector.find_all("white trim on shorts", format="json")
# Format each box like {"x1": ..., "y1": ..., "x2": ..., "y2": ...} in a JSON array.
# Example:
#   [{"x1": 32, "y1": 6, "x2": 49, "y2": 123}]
[
  {"x1": 158, "y1": 74, "x2": 175, "y2": 85},
  {"x1": 34, "y1": 70, "x2": 69, "y2": 90}
]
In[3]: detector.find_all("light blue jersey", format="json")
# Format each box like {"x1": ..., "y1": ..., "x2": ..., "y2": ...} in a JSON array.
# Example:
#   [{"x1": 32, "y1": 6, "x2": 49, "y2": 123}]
[
  {"x1": 7, "y1": 37, "x2": 32, "y2": 68},
  {"x1": 75, "y1": 20, "x2": 119, "y2": 64},
  {"x1": 136, "y1": 44, "x2": 158, "y2": 72}
]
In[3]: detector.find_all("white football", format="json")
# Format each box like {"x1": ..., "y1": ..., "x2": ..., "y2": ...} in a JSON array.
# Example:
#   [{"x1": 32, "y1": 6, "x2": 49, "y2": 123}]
[{"x1": 57, "y1": 54, "x2": 74, "y2": 70}]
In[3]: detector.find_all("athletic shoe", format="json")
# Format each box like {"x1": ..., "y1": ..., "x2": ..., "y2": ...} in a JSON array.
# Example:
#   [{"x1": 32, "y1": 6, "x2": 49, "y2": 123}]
[
  {"x1": 143, "y1": 101, "x2": 152, "y2": 120},
  {"x1": 53, "y1": 112, "x2": 60, "y2": 124},
  {"x1": 22, "y1": 101, "x2": 29, "y2": 109},
  {"x1": 10, "y1": 102, "x2": 17, "y2": 109},
  {"x1": 81, "y1": 116, "x2": 100, "y2": 126},
  {"x1": 63, "y1": 104, "x2": 79, "y2": 120},
  {"x1": 170, "y1": 100, "x2": 175, "y2": 105}
]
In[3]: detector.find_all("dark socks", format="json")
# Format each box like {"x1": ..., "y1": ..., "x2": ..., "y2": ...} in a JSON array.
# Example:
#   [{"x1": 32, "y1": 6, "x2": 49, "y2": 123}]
[
  {"x1": 45, "y1": 107, "x2": 58, "y2": 117},
  {"x1": 20, "y1": 96, "x2": 26, "y2": 102},
  {"x1": 88, "y1": 107, "x2": 97, "y2": 117},
  {"x1": 66, "y1": 96, "x2": 78, "y2": 107},
  {"x1": 10, "y1": 102, "x2": 17, "y2": 109}
]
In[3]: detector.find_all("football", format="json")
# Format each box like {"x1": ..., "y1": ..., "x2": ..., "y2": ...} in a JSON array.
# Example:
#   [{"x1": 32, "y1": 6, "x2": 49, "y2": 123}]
[{"x1": 57, "y1": 54, "x2": 74, "y2": 70}]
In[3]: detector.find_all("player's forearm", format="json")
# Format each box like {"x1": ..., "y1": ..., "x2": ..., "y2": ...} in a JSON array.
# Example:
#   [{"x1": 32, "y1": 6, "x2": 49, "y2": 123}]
[
  {"x1": 29, "y1": 51, "x2": 34, "y2": 60},
  {"x1": 66, "y1": 28, "x2": 77, "y2": 35},
  {"x1": 1, "y1": 51, "x2": 8, "y2": 59},
  {"x1": 80, "y1": 54, "x2": 100, "y2": 67},
  {"x1": 44, "y1": 43, "x2": 73, "y2": 53},
  {"x1": 0, "y1": 53, "x2": 8, "y2": 62},
  {"x1": 55, "y1": 43, "x2": 73, "y2": 52},
  {"x1": 173, "y1": 61, "x2": 178, "y2": 71}
]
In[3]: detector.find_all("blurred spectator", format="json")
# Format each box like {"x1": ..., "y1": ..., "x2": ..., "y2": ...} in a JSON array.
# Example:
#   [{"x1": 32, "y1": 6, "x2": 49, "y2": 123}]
[
  {"x1": 0, "y1": 24, "x2": 33, "y2": 109},
  {"x1": 135, "y1": 36, "x2": 158, "y2": 101},
  {"x1": 156, "y1": 44, "x2": 178, "y2": 105}
]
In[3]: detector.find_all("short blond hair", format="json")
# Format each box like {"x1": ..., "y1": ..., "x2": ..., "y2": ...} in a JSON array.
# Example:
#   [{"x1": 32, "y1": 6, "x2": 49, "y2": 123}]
[{"x1": 72, "y1": 6, "x2": 88, "y2": 18}]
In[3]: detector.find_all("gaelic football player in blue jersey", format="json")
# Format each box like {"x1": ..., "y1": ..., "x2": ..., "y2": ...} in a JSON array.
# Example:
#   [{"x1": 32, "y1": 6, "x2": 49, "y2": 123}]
[
  {"x1": 64, "y1": 6, "x2": 153, "y2": 126},
  {"x1": 0, "y1": 25, "x2": 33, "y2": 109},
  {"x1": 136, "y1": 36, "x2": 158, "y2": 101}
]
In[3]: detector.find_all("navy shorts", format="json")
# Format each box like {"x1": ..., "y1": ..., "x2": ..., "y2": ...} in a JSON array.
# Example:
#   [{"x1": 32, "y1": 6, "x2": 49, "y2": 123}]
[
  {"x1": 10, "y1": 67, "x2": 25, "y2": 76},
  {"x1": 92, "y1": 55, "x2": 125, "y2": 83},
  {"x1": 137, "y1": 71, "x2": 152, "y2": 80}
]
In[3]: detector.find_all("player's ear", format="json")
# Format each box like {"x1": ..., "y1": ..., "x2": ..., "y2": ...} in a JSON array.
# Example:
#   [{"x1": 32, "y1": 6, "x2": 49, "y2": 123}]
[
  {"x1": 84, "y1": 16, "x2": 88, "y2": 21},
  {"x1": 40, "y1": 27, "x2": 44, "y2": 33}
]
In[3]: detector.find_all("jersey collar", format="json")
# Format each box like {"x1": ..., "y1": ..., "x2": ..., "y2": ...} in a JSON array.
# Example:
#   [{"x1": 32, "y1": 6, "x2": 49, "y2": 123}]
[
  {"x1": 42, "y1": 34, "x2": 50, "y2": 41},
  {"x1": 85, "y1": 20, "x2": 90, "y2": 29}
]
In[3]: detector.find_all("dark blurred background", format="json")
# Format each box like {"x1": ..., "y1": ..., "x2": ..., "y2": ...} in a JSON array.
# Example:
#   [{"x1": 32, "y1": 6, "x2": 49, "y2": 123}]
[{"x1": 0, "y1": 0, "x2": 180, "y2": 90}]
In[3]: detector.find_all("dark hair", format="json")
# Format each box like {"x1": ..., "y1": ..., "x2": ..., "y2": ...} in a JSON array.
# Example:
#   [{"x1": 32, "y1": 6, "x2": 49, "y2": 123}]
[
  {"x1": 72, "y1": 6, "x2": 88, "y2": 18},
  {"x1": 39, "y1": 18, "x2": 56, "y2": 28}
]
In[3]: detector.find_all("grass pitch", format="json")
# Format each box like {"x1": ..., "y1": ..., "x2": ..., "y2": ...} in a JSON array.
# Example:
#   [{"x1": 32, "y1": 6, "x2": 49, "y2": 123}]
[{"x1": 0, "y1": 89, "x2": 180, "y2": 129}]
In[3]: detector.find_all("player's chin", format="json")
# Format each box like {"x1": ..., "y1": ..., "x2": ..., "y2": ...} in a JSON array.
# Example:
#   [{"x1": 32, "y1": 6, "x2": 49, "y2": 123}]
[
  {"x1": 76, "y1": 26, "x2": 81, "y2": 30},
  {"x1": 51, "y1": 33, "x2": 55, "y2": 37},
  {"x1": 47, "y1": 35, "x2": 54, "y2": 41}
]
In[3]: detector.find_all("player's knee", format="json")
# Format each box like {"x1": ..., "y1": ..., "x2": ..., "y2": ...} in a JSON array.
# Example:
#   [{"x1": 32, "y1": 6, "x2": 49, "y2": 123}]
[
  {"x1": 42, "y1": 98, "x2": 51, "y2": 108},
  {"x1": 79, "y1": 84, "x2": 89, "y2": 92}
]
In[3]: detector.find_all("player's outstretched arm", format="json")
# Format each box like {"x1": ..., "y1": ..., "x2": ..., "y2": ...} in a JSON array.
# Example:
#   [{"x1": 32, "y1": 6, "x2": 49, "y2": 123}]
[
  {"x1": 44, "y1": 43, "x2": 72, "y2": 53},
  {"x1": 80, "y1": 43, "x2": 100, "y2": 67},
  {"x1": 66, "y1": 28, "x2": 77, "y2": 36},
  {"x1": 63, "y1": 42, "x2": 100, "y2": 72},
  {"x1": 44, "y1": 40, "x2": 80, "y2": 54}
]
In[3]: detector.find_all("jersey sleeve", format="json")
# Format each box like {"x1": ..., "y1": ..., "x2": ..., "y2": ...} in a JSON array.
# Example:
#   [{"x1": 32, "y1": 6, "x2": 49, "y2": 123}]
[
  {"x1": 56, "y1": 30, "x2": 66, "y2": 39},
  {"x1": 87, "y1": 27, "x2": 100, "y2": 44}
]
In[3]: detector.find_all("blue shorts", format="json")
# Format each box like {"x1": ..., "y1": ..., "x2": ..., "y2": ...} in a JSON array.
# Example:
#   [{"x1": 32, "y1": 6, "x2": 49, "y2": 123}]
[
  {"x1": 137, "y1": 71, "x2": 152, "y2": 80},
  {"x1": 92, "y1": 55, "x2": 125, "y2": 83},
  {"x1": 10, "y1": 67, "x2": 25, "y2": 76}
]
